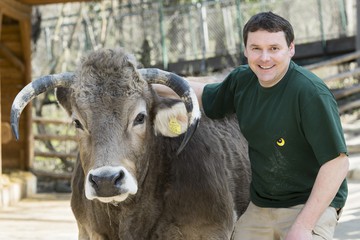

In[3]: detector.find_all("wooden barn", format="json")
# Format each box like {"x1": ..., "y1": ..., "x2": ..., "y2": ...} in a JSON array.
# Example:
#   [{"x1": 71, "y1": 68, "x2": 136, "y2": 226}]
[{"x1": 0, "y1": 0, "x2": 91, "y2": 206}]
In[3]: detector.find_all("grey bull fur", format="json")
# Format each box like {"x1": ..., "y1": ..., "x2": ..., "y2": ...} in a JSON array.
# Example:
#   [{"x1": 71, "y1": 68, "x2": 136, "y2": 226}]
[{"x1": 11, "y1": 48, "x2": 251, "y2": 239}]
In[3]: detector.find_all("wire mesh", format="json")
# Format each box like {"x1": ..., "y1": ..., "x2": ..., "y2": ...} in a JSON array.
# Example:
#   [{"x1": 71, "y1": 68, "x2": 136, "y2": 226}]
[{"x1": 34, "y1": 0, "x2": 356, "y2": 74}]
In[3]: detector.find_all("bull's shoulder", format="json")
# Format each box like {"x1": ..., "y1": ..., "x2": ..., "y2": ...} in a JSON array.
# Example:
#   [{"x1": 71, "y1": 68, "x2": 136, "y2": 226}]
[{"x1": 152, "y1": 113, "x2": 250, "y2": 238}]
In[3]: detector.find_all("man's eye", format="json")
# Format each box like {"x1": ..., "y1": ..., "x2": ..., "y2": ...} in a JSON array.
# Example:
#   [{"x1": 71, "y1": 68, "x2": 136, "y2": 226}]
[
  {"x1": 74, "y1": 119, "x2": 83, "y2": 130},
  {"x1": 134, "y1": 113, "x2": 146, "y2": 126}
]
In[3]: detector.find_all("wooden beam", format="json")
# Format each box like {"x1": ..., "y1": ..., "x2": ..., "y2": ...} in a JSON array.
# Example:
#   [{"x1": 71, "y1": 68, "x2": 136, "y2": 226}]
[
  {"x1": 0, "y1": 10, "x2": 3, "y2": 176},
  {"x1": 19, "y1": 18, "x2": 33, "y2": 170},
  {"x1": 19, "y1": 20, "x2": 31, "y2": 73},
  {"x1": 33, "y1": 117, "x2": 72, "y2": 125},
  {"x1": 333, "y1": 84, "x2": 360, "y2": 100},
  {"x1": 305, "y1": 51, "x2": 360, "y2": 71},
  {"x1": 34, "y1": 151, "x2": 77, "y2": 159},
  {"x1": 0, "y1": 0, "x2": 31, "y2": 21},
  {"x1": 34, "y1": 134, "x2": 77, "y2": 142},
  {"x1": 323, "y1": 67, "x2": 360, "y2": 83},
  {"x1": 347, "y1": 144, "x2": 360, "y2": 154},
  {"x1": 339, "y1": 98, "x2": 360, "y2": 113},
  {"x1": 0, "y1": 9, "x2": 3, "y2": 39},
  {"x1": 30, "y1": 168, "x2": 72, "y2": 180},
  {"x1": 0, "y1": 42, "x2": 25, "y2": 72},
  {"x1": 1, "y1": 122, "x2": 12, "y2": 144}
]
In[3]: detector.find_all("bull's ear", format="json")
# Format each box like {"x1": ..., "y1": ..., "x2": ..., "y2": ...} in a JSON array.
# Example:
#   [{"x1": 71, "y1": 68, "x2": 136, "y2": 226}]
[
  {"x1": 154, "y1": 98, "x2": 188, "y2": 137},
  {"x1": 55, "y1": 87, "x2": 73, "y2": 116}
]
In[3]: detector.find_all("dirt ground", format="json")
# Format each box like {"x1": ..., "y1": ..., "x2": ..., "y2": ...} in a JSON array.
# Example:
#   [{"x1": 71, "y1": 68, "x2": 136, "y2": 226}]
[{"x1": 0, "y1": 194, "x2": 77, "y2": 240}]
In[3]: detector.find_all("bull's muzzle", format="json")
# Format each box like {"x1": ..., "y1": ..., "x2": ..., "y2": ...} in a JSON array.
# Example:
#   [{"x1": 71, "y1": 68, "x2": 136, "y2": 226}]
[{"x1": 85, "y1": 166, "x2": 138, "y2": 203}]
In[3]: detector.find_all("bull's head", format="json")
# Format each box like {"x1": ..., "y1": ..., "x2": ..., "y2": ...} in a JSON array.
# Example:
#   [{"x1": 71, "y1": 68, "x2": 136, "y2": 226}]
[{"x1": 10, "y1": 48, "x2": 200, "y2": 203}]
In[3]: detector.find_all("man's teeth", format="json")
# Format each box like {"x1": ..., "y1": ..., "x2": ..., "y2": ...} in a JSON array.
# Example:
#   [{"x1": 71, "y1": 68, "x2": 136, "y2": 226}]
[{"x1": 260, "y1": 65, "x2": 273, "y2": 69}]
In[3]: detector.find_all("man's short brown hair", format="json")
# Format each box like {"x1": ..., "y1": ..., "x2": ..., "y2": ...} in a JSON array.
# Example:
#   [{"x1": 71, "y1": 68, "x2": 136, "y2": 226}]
[{"x1": 243, "y1": 12, "x2": 294, "y2": 47}]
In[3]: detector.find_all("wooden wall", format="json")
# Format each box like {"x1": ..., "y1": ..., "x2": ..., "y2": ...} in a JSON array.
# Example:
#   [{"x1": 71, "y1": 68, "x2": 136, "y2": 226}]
[{"x1": 0, "y1": 1, "x2": 32, "y2": 171}]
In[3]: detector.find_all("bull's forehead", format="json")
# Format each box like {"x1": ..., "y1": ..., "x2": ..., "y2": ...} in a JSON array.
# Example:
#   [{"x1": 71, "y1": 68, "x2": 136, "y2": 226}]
[
  {"x1": 74, "y1": 81, "x2": 142, "y2": 107},
  {"x1": 74, "y1": 73, "x2": 147, "y2": 99},
  {"x1": 74, "y1": 48, "x2": 147, "y2": 97},
  {"x1": 72, "y1": 66, "x2": 150, "y2": 113}
]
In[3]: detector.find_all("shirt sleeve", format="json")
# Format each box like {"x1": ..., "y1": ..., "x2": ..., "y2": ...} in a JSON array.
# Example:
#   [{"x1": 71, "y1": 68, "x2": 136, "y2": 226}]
[
  {"x1": 301, "y1": 92, "x2": 347, "y2": 165},
  {"x1": 202, "y1": 71, "x2": 237, "y2": 119}
]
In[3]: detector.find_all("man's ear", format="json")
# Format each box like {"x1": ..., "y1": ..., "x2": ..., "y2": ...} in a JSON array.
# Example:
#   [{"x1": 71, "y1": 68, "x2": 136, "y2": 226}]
[
  {"x1": 289, "y1": 42, "x2": 295, "y2": 57},
  {"x1": 55, "y1": 87, "x2": 73, "y2": 116},
  {"x1": 153, "y1": 98, "x2": 188, "y2": 137}
]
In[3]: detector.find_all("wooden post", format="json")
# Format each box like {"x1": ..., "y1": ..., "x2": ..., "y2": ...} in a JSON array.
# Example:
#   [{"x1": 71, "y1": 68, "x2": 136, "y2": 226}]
[
  {"x1": 0, "y1": 89, "x2": 1, "y2": 177},
  {"x1": 20, "y1": 18, "x2": 33, "y2": 171},
  {"x1": 0, "y1": 10, "x2": 3, "y2": 176}
]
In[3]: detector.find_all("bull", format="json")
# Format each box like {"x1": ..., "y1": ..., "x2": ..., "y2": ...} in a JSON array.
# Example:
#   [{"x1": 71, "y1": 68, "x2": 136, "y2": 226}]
[{"x1": 11, "y1": 48, "x2": 250, "y2": 239}]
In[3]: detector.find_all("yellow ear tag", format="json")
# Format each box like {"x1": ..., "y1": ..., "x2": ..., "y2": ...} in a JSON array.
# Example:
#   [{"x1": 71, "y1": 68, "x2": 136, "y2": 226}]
[{"x1": 169, "y1": 117, "x2": 182, "y2": 134}]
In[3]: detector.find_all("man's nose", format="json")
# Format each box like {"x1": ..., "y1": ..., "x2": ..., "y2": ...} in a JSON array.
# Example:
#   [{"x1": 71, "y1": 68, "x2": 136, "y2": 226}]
[{"x1": 260, "y1": 51, "x2": 270, "y2": 61}]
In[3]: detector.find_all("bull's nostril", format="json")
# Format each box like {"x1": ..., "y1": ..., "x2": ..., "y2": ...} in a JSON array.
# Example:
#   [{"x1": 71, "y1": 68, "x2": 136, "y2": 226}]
[
  {"x1": 89, "y1": 173, "x2": 99, "y2": 188},
  {"x1": 114, "y1": 170, "x2": 125, "y2": 186}
]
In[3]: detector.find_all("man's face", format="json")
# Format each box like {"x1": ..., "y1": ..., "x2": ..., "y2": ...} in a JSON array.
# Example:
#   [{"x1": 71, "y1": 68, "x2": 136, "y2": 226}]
[{"x1": 244, "y1": 30, "x2": 295, "y2": 88}]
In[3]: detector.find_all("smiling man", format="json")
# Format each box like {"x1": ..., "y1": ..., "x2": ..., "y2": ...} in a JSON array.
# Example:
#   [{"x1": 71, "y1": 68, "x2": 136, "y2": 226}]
[
  {"x1": 202, "y1": 12, "x2": 349, "y2": 240},
  {"x1": 155, "y1": 11, "x2": 349, "y2": 240}
]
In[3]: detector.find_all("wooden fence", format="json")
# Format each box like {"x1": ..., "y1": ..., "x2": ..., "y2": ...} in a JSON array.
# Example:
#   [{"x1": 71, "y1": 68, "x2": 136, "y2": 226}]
[
  {"x1": 305, "y1": 51, "x2": 360, "y2": 114},
  {"x1": 305, "y1": 51, "x2": 360, "y2": 154},
  {"x1": 33, "y1": 117, "x2": 77, "y2": 159}
]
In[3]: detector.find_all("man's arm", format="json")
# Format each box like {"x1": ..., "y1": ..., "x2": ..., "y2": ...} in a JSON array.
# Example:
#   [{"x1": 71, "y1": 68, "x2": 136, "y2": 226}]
[
  {"x1": 152, "y1": 81, "x2": 206, "y2": 107},
  {"x1": 285, "y1": 153, "x2": 349, "y2": 240}
]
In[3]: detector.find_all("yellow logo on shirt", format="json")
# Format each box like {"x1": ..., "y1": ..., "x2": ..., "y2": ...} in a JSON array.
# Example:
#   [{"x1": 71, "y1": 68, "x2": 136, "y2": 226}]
[{"x1": 276, "y1": 137, "x2": 285, "y2": 147}]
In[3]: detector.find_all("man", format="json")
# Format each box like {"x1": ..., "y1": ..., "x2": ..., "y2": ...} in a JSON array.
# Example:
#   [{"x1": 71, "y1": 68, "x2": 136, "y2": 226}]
[{"x1": 156, "y1": 12, "x2": 349, "y2": 240}]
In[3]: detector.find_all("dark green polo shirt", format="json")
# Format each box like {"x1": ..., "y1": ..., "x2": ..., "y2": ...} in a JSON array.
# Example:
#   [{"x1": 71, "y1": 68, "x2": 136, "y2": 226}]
[{"x1": 202, "y1": 61, "x2": 347, "y2": 208}]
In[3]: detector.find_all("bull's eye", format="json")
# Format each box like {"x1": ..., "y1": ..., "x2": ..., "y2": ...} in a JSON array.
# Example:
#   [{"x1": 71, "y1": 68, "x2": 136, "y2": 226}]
[
  {"x1": 74, "y1": 119, "x2": 83, "y2": 130},
  {"x1": 134, "y1": 113, "x2": 146, "y2": 126}
]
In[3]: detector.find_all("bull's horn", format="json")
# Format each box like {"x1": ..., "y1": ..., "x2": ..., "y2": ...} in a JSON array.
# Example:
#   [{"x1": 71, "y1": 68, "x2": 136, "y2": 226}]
[
  {"x1": 10, "y1": 72, "x2": 75, "y2": 140},
  {"x1": 138, "y1": 68, "x2": 201, "y2": 155}
]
